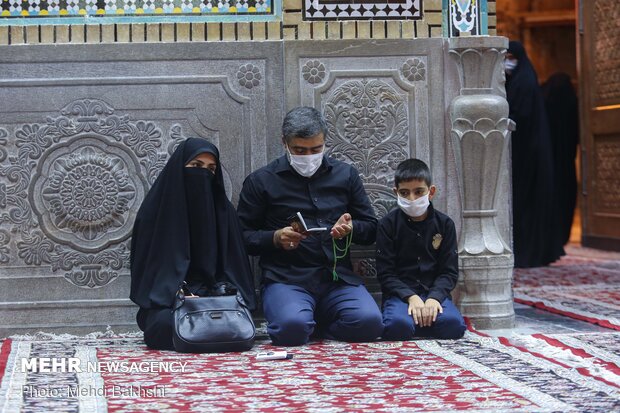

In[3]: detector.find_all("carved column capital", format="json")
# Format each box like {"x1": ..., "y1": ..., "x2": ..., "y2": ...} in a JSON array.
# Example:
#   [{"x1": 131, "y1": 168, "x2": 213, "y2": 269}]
[
  {"x1": 448, "y1": 36, "x2": 515, "y2": 329},
  {"x1": 448, "y1": 36, "x2": 508, "y2": 94}
]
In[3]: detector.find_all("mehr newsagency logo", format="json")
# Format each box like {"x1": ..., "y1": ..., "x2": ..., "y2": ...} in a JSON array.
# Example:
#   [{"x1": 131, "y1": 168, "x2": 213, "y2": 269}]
[{"x1": 21, "y1": 357, "x2": 188, "y2": 373}]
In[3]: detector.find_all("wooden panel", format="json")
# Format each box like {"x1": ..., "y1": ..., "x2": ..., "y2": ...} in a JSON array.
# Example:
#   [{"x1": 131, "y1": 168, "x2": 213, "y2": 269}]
[{"x1": 579, "y1": 0, "x2": 620, "y2": 249}]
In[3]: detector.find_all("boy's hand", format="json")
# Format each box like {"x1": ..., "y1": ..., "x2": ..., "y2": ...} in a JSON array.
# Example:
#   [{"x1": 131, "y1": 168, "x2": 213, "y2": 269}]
[
  {"x1": 421, "y1": 298, "x2": 443, "y2": 327},
  {"x1": 331, "y1": 213, "x2": 353, "y2": 239},
  {"x1": 407, "y1": 295, "x2": 425, "y2": 326}
]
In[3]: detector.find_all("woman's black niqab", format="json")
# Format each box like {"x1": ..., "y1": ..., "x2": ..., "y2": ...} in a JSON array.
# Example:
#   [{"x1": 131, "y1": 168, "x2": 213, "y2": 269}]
[{"x1": 130, "y1": 138, "x2": 256, "y2": 310}]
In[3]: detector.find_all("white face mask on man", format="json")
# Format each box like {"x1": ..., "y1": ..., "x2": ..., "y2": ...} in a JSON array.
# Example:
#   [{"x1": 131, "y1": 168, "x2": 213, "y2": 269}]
[
  {"x1": 397, "y1": 194, "x2": 430, "y2": 218},
  {"x1": 285, "y1": 145, "x2": 324, "y2": 177}
]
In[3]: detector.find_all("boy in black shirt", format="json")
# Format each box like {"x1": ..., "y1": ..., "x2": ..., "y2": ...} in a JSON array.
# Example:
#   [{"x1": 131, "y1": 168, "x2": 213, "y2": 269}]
[{"x1": 377, "y1": 159, "x2": 466, "y2": 340}]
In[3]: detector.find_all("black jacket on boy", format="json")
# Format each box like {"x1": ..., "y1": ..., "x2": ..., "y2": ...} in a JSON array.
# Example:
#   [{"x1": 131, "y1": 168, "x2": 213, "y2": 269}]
[{"x1": 376, "y1": 203, "x2": 458, "y2": 304}]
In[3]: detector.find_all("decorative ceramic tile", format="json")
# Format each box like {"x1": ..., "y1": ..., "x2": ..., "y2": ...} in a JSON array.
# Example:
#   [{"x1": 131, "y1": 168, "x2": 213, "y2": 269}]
[
  {"x1": 443, "y1": 0, "x2": 488, "y2": 36},
  {"x1": 0, "y1": 0, "x2": 278, "y2": 21},
  {"x1": 303, "y1": 0, "x2": 422, "y2": 21}
]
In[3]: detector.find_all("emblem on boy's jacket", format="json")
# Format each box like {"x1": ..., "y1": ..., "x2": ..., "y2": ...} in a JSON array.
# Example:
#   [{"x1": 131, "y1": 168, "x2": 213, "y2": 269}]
[{"x1": 432, "y1": 233, "x2": 442, "y2": 250}]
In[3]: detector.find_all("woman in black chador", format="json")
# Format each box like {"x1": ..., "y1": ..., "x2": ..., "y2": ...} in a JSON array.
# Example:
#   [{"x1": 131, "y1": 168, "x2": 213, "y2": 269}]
[
  {"x1": 505, "y1": 41, "x2": 564, "y2": 268},
  {"x1": 130, "y1": 138, "x2": 256, "y2": 350},
  {"x1": 542, "y1": 72, "x2": 579, "y2": 247}
]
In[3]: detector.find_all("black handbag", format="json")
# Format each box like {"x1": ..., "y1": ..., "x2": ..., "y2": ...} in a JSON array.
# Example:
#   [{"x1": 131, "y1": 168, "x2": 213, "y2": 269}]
[{"x1": 172, "y1": 282, "x2": 255, "y2": 353}]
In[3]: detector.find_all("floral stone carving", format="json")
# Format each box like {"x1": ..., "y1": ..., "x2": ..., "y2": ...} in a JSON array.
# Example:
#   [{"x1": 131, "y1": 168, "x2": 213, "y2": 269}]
[
  {"x1": 0, "y1": 99, "x2": 163, "y2": 288},
  {"x1": 324, "y1": 79, "x2": 409, "y2": 218},
  {"x1": 33, "y1": 140, "x2": 139, "y2": 249}
]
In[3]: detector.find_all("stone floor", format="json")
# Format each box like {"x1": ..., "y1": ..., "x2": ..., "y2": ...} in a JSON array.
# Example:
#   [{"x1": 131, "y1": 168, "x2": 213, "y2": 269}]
[
  {"x1": 482, "y1": 238, "x2": 619, "y2": 338},
  {"x1": 480, "y1": 301, "x2": 612, "y2": 337}
]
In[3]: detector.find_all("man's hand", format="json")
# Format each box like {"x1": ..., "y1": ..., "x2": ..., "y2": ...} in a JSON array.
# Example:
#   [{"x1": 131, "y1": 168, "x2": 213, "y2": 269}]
[
  {"x1": 331, "y1": 213, "x2": 353, "y2": 239},
  {"x1": 273, "y1": 226, "x2": 306, "y2": 250},
  {"x1": 407, "y1": 295, "x2": 425, "y2": 326},
  {"x1": 420, "y1": 298, "x2": 443, "y2": 327}
]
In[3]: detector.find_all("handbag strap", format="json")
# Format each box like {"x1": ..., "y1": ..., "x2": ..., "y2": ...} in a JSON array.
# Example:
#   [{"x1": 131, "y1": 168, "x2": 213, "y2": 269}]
[
  {"x1": 172, "y1": 282, "x2": 187, "y2": 312},
  {"x1": 236, "y1": 294, "x2": 249, "y2": 308}
]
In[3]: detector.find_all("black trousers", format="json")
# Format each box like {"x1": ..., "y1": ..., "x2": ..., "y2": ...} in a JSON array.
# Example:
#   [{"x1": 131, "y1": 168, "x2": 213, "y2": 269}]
[{"x1": 136, "y1": 307, "x2": 175, "y2": 350}]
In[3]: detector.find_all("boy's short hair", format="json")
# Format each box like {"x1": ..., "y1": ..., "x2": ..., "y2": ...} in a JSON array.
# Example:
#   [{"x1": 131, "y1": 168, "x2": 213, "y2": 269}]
[{"x1": 394, "y1": 159, "x2": 432, "y2": 187}]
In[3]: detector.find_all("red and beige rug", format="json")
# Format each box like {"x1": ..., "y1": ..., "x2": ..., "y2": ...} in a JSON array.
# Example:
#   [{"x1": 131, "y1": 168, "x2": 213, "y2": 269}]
[
  {"x1": 1, "y1": 333, "x2": 619, "y2": 412},
  {"x1": 2, "y1": 245, "x2": 620, "y2": 411},
  {"x1": 513, "y1": 245, "x2": 620, "y2": 330},
  {"x1": 505, "y1": 331, "x2": 620, "y2": 390}
]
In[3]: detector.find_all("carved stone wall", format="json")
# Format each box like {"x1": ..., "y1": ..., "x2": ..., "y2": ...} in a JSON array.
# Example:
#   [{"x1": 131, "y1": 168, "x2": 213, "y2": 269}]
[
  {"x1": 0, "y1": 37, "x2": 511, "y2": 335},
  {"x1": 285, "y1": 39, "x2": 455, "y2": 299},
  {"x1": 286, "y1": 39, "x2": 446, "y2": 214},
  {"x1": 0, "y1": 42, "x2": 283, "y2": 335}
]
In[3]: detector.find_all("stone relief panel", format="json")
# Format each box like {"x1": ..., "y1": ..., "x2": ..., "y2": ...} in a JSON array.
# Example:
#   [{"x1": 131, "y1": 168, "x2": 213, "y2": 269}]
[
  {"x1": 285, "y1": 39, "x2": 445, "y2": 286},
  {"x1": 0, "y1": 92, "x2": 256, "y2": 290},
  {"x1": 296, "y1": 52, "x2": 432, "y2": 219},
  {"x1": 323, "y1": 77, "x2": 411, "y2": 217},
  {"x1": 0, "y1": 43, "x2": 282, "y2": 308},
  {"x1": 1, "y1": 99, "x2": 157, "y2": 288},
  {"x1": 0, "y1": 229, "x2": 9, "y2": 264},
  {"x1": 34, "y1": 139, "x2": 140, "y2": 248}
]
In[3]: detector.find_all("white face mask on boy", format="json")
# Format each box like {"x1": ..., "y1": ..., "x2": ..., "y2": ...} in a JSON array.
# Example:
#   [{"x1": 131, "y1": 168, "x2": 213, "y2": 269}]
[
  {"x1": 285, "y1": 145, "x2": 324, "y2": 177},
  {"x1": 397, "y1": 194, "x2": 430, "y2": 218}
]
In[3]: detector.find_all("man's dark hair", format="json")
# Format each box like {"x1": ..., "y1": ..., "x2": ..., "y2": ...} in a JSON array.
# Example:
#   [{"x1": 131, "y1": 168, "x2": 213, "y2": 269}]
[
  {"x1": 282, "y1": 107, "x2": 328, "y2": 143},
  {"x1": 394, "y1": 158, "x2": 432, "y2": 187}
]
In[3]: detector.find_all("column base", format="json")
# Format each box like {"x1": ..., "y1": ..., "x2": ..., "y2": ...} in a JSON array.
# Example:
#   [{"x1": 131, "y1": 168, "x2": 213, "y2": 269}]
[{"x1": 453, "y1": 253, "x2": 515, "y2": 330}]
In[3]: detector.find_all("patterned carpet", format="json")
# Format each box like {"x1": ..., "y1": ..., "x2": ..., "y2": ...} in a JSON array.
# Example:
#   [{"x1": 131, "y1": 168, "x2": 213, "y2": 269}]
[
  {"x1": 513, "y1": 245, "x2": 620, "y2": 330},
  {"x1": 2, "y1": 245, "x2": 620, "y2": 412},
  {"x1": 504, "y1": 331, "x2": 620, "y2": 392},
  {"x1": 1, "y1": 332, "x2": 619, "y2": 412}
]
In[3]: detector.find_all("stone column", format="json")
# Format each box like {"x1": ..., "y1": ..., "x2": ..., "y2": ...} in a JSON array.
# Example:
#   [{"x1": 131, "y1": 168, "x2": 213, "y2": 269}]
[{"x1": 449, "y1": 36, "x2": 515, "y2": 329}]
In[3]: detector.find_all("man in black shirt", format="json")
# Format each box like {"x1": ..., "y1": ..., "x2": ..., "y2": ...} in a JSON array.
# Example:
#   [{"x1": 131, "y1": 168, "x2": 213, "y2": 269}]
[
  {"x1": 376, "y1": 159, "x2": 465, "y2": 340},
  {"x1": 237, "y1": 107, "x2": 383, "y2": 346}
]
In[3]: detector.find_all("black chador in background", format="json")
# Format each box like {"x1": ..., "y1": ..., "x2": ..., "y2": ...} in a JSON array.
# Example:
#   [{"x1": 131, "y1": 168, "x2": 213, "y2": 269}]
[
  {"x1": 505, "y1": 41, "x2": 564, "y2": 268},
  {"x1": 542, "y1": 72, "x2": 579, "y2": 247},
  {"x1": 130, "y1": 138, "x2": 256, "y2": 350}
]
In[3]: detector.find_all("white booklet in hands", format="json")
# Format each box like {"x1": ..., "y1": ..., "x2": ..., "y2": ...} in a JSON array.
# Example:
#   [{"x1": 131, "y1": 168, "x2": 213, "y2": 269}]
[{"x1": 288, "y1": 211, "x2": 328, "y2": 233}]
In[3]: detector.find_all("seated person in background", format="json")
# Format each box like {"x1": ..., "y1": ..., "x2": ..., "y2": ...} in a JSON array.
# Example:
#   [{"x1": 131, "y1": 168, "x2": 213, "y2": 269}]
[
  {"x1": 237, "y1": 106, "x2": 383, "y2": 346},
  {"x1": 377, "y1": 159, "x2": 465, "y2": 340},
  {"x1": 130, "y1": 138, "x2": 256, "y2": 350}
]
